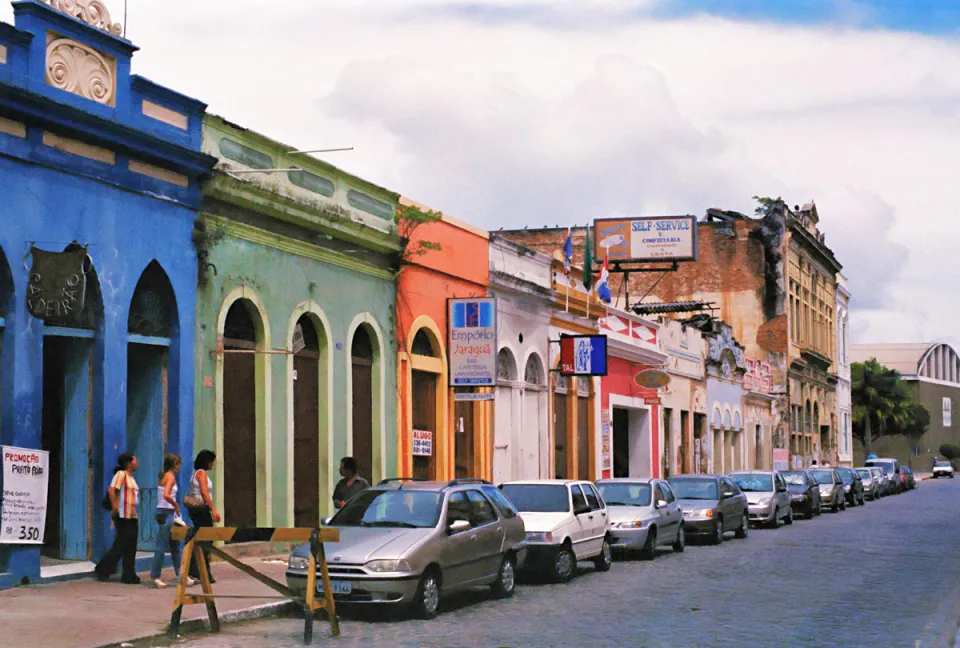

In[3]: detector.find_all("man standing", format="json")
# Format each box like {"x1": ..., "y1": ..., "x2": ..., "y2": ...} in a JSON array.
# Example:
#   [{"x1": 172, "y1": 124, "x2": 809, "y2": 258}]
[{"x1": 333, "y1": 457, "x2": 369, "y2": 509}]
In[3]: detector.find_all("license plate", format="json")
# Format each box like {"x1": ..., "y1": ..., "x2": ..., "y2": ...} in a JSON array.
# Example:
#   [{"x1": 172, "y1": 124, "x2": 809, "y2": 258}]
[{"x1": 317, "y1": 579, "x2": 352, "y2": 595}]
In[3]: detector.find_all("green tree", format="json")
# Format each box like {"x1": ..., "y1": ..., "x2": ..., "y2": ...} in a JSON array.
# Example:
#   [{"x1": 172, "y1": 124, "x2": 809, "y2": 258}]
[
  {"x1": 851, "y1": 358, "x2": 901, "y2": 454},
  {"x1": 394, "y1": 203, "x2": 442, "y2": 262}
]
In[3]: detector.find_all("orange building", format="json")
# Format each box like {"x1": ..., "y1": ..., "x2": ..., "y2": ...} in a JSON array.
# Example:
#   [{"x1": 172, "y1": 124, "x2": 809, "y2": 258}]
[{"x1": 395, "y1": 198, "x2": 492, "y2": 481}]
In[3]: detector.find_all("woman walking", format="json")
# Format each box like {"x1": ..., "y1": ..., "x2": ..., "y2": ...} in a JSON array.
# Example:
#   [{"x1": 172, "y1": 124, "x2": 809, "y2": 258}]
[
  {"x1": 150, "y1": 454, "x2": 196, "y2": 589},
  {"x1": 94, "y1": 453, "x2": 141, "y2": 584},
  {"x1": 185, "y1": 450, "x2": 221, "y2": 583}
]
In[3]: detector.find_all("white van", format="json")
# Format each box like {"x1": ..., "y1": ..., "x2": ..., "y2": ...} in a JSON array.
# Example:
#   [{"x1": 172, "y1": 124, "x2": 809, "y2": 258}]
[{"x1": 865, "y1": 457, "x2": 901, "y2": 494}]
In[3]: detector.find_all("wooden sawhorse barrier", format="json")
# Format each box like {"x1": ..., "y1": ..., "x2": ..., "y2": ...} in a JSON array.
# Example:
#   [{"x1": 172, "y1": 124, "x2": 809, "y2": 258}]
[{"x1": 168, "y1": 526, "x2": 341, "y2": 644}]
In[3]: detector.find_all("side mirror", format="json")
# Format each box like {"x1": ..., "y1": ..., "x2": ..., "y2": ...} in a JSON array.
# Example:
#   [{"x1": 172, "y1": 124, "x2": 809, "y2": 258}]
[
  {"x1": 721, "y1": 490, "x2": 733, "y2": 499},
  {"x1": 656, "y1": 499, "x2": 668, "y2": 509},
  {"x1": 448, "y1": 519, "x2": 471, "y2": 535}
]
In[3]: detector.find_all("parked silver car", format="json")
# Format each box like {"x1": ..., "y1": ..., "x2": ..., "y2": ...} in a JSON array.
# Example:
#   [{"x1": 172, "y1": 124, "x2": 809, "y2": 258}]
[
  {"x1": 730, "y1": 471, "x2": 793, "y2": 528},
  {"x1": 868, "y1": 467, "x2": 887, "y2": 497},
  {"x1": 596, "y1": 478, "x2": 685, "y2": 560},
  {"x1": 667, "y1": 474, "x2": 749, "y2": 544},
  {"x1": 856, "y1": 468, "x2": 881, "y2": 500},
  {"x1": 809, "y1": 468, "x2": 846, "y2": 512},
  {"x1": 285, "y1": 479, "x2": 526, "y2": 619}
]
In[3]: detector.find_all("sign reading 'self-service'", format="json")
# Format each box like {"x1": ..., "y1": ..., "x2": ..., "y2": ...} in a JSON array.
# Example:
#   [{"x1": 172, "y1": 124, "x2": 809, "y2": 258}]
[
  {"x1": 448, "y1": 298, "x2": 498, "y2": 387},
  {"x1": 594, "y1": 216, "x2": 698, "y2": 263}
]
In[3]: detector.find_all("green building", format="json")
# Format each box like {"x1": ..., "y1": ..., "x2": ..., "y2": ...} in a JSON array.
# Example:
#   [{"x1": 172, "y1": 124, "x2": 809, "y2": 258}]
[{"x1": 194, "y1": 115, "x2": 401, "y2": 528}]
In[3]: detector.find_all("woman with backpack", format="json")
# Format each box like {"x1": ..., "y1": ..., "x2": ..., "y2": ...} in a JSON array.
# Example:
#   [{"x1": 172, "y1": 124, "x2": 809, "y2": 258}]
[
  {"x1": 184, "y1": 450, "x2": 221, "y2": 583},
  {"x1": 94, "y1": 452, "x2": 141, "y2": 584},
  {"x1": 149, "y1": 454, "x2": 197, "y2": 589}
]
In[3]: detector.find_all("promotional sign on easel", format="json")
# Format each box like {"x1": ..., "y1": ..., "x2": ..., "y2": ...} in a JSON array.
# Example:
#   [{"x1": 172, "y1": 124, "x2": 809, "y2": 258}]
[{"x1": 0, "y1": 446, "x2": 50, "y2": 545}]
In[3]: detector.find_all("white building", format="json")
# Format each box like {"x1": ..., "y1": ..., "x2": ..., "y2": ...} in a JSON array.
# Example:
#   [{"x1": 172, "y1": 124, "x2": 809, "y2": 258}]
[{"x1": 835, "y1": 274, "x2": 852, "y2": 466}]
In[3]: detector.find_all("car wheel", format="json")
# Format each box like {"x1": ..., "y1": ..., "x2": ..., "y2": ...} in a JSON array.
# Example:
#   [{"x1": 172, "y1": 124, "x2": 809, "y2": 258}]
[
  {"x1": 859, "y1": 493, "x2": 865, "y2": 506},
  {"x1": 768, "y1": 508, "x2": 781, "y2": 529},
  {"x1": 815, "y1": 500, "x2": 822, "y2": 516},
  {"x1": 552, "y1": 543, "x2": 576, "y2": 583},
  {"x1": 639, "y1": 528, "x2": 657, "y2": 561},
  {"x1": 840, "y1": 496, "x2": 846, "y2": 511},
  {"x1": 710, "y1": 517, "x2": 724, "y2": 544},
  {"x1": 735, "y1": 513, "x2": 748, "y2": 539},
  {"x1": 490, "y1": 555, "x2": 516, "y2": 599},
  {"x1": 412, "y1": 571, "x2": 441, "y2": 619},
  {"x1": 672, "y1": 524, "x2": 686, "y2": 553},
  {"x1": 594, "y1": 537, "x2": 613, "y2": 572},
  {"x1": 784, "y1": 507, "x2": 794, "y2": 525}
]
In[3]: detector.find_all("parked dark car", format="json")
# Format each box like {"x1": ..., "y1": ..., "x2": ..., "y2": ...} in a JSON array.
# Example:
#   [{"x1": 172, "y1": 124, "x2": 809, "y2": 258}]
[
  {"x1": 835, "y1": 467, "x2": 865, "y2": 506},
  {"x1": 780, "y1": 470, "x2": 822, "y2": 519},
  {"x1": 809, "y1": 468, "x2": 846, "y2": 512},
  {"x1": 900, "y1": 466, "x2": 917, "y2": 490},
  {"x1": 667, "y1": 475, "x2": 749, "y2": 545}
]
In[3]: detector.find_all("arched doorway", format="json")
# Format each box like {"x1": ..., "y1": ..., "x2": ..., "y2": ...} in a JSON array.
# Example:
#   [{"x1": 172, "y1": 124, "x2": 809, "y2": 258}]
[
  {"x1": 0, "y1": 246, "x2": 11, "y2": 441},
  {"x1": 523, "y1": 354, "x2": 546, "y2": 479},
  {"x1": 221, "y1": 298, "x2": 263, "y2": 530},
  {"x1": 292, "y1": 315, "x2": 322, "y2": 528},
  {"x1": 350, "y1": 325, "x2": 375, "y2": 485},
  {"x1": 493, "y1": 347, "x2": 518, "y2": 484},
  {"x1": 40, "y1": 246, "x2": 102, "y2": 560},
  {"x1": 554, "y1": 375, "x2": 569, "y2": 478},
  {"x1": 410, "y1": 326, "x2": 442, "y2": 481},
  {"x1": 126, "y1": 261, "x2": 177, "y2": 550}
]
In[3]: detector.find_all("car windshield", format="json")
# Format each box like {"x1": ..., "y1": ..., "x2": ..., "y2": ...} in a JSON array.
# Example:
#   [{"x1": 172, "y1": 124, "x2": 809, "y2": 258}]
[
  {"x1": 811, "y1": 470, "x2": 835, "y2": 484},
  {"x1": 870, "y1": 461, "x2": 896, "y2": 475},
  {"x1": 836, "y1": 469, "x2": 854, "y2": 484},
  {"x1": 780, "y1": 472, "x2": 807, "y2": 486},
  {"x1": 936, "y1": 461, "x2": 952, "y2": 467},
  {"x1": 499, "y1": 484, "x2": 570, "y2": 513},
  {"x1": 856, "y1": 469, "x2": 871, "y2": 480},
  {"x1": 668, "y1": 479, "x2": 718, "y2": 500},
  {"x1": 731, "y1": 473, "x2": 773, "y2": 492},
  {"x1": 331, "y1": 489, "x2": 442, "y2": 528},
  {"x1": 597, "y1": 483, "x2": 652, "y2": 507}
]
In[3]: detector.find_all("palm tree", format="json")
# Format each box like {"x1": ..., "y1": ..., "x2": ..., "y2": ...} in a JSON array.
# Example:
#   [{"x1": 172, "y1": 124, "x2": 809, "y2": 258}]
[{"x1": 851, "y1": 359, "x2": 900, "y2": 455}]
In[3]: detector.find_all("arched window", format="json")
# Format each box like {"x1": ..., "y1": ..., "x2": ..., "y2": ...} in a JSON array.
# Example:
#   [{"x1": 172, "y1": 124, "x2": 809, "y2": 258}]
[
  {"x1": 497, "y1": 348, "x2": 518, "y2": 382},
  {"x1": 524, "y1": 354, "x2": 545, "y2": 386}
]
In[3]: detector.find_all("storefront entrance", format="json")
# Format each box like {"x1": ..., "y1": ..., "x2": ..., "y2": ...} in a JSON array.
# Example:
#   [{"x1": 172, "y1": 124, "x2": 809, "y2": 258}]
[
  {"x1": 293, "y1": 316, "x2": 321, "y2": 528},
  {"x1": 454, "y1": 399, "x2": 475, "y2": 478},
  {"x1": 351, "y1": 327, "x2": 374, "y2": 484},
  {"x1": 612, "y1": 407, "x2": 652, "y2": 478},
  {"x1": 412, "y1": 370, "x2": 437, "y2": 481}
]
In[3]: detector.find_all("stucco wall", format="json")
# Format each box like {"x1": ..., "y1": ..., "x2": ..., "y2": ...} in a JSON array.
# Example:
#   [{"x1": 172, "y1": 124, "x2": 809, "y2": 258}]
[{"x1": 193, "y1": 234, "x2": 397, "y2": 525}]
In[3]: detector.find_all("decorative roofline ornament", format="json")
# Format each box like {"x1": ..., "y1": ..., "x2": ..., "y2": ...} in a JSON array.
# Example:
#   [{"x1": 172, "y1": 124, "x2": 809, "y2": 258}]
[{"x1": 39, "y1": 0, "x2": 123, "y2": 36}]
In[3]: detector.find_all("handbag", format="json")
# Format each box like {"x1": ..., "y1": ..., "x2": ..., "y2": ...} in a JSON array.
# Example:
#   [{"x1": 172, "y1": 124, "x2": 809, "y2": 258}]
[{"x1": 183, "y1": 470, "x2": 205, "y2": 508}]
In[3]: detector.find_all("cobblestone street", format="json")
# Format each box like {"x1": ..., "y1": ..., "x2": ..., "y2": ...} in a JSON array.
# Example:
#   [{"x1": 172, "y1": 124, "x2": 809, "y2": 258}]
[{"x1": 144, "y1": 478, "x2": 960, "y2": 648}]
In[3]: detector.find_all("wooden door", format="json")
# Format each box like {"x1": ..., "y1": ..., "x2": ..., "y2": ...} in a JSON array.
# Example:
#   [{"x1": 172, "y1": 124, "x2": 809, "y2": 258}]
[
  {"x1": 554, "y1": 393, "x2": 568, "y2": 479},
  {"x1": 293, "y1": 351, "x2": 320, "y2": 528},
  {"x1": 351, "y1": 358, "x2": 374, "y2": 484},
  {"x1": 411, "y1": 371, "x2": 437, "y2": 481},
  {"x1": 454, "y1": 399, "x2": 475, "y2": 478},
  {"x1": 577, "y1": 396, "x2": 590, "y2": 481},
  {"x1": 223, "y1": 347, "x2": 257, "y2": 530}
]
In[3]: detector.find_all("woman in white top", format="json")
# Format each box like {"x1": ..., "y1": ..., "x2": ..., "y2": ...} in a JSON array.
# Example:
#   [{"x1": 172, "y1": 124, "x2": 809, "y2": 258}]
[
  {"x1": 150, "y1": 454, "x2": 196, "y2": 588},
  {"x1": 185, "y1": 450, "x2": 221, "y2": 582}
]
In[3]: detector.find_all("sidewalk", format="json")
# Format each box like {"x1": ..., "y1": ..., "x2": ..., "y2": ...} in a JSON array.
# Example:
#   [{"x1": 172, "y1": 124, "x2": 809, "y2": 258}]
[{"x1": 0, "y1": 555, "x2": 296, "y2": 648}]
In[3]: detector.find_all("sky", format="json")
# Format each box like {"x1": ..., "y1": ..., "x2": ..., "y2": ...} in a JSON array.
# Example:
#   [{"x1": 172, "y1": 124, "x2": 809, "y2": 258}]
[{"x1": 4, "y1": 0, "x2": 957, "y2": 346}]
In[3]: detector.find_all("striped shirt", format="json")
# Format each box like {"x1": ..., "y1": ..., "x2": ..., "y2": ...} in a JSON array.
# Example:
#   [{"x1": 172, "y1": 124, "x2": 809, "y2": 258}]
[{"x1": 111, "y1": 471, "x2": 140, "y2": 519}]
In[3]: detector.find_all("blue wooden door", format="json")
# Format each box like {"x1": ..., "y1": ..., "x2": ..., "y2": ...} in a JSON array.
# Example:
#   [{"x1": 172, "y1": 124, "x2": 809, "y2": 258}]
[{"x1": 126, "y1": 344, "x2": 167, "y2": 551}]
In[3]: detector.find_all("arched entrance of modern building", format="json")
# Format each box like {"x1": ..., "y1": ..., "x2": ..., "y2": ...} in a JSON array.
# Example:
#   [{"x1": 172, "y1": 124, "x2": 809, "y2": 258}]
[
  {"x1": 220, "y1": 297, "x2": 265, "y2": 530},
  {"x1": 350, "y1": 325, "x2": 375, "y2": 484},
  {"x1": 40, "y1": 246, "x2": 102, "y2": 561},
  {"x1": 126, "y1": 260, "x2": 178, "y2": 550},
  {"x1": 292, "y1": 314, "x2": 323, "y2": 528}
]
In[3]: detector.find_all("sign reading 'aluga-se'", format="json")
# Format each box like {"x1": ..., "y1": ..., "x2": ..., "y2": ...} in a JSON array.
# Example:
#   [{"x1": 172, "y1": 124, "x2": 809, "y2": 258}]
[
  {"x1": 559, "y1": 335, "x2": 608, "y2": 376},
  {"x1": 448, "y1": 298, "x2": 498, "y2": 387},
  {"x1": 594, "y1": 216, "x2": 698, "y2": 263}
]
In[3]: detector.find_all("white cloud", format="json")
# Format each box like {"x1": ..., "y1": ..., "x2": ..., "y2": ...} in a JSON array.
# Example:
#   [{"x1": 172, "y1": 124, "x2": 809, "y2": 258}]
[{"x1": 2, "y1": 1, "x2": 958, "y2": 343}]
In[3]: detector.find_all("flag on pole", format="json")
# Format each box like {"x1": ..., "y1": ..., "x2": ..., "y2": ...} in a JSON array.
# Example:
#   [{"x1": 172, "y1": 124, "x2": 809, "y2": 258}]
[
  {"x1": 583, "y1": 226, "x2": 593, "y2": 292},
  {"x1": 563, "y1": 227, "x2": 573, "y2": 276},
  {"x1": 597, "y1": 253, "x2": 611, "y2": 303}
]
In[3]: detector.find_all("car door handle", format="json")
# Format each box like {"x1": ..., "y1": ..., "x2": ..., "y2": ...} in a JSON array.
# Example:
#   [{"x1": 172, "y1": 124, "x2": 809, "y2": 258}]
[
  {"x1": 587, "y1": 515, "x2": 594, "y2": 520},
  {"x1": 470, "y1": 535, "x2": 478, "y2": 541},
  {"x1": 496, "y1": 527, "x2": 503, "y2": 533}
]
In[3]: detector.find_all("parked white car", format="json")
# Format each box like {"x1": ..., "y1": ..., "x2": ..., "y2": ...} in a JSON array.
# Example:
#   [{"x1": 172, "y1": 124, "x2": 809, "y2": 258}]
[
  {"x1": 933, "y1": 460, "x2": 955, "y2": 478},
  {"x1": 499, "y1": 480, "x2": 612, "y2": 582}
]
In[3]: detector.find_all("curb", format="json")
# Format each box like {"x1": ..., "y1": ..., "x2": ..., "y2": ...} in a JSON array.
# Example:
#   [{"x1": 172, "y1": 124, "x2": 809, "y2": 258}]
[{"x1": 97, "y1": 600, "x2": 299, "y2": 648}]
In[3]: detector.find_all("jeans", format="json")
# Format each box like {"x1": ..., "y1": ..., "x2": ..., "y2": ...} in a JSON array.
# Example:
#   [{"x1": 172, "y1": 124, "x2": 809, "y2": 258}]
[
  {"x1": 150, "y1": 509, "x2": 182, "y2": 580},
  {"x1": 95, "y1": 517, "x2": 139, "y2": 581},
  {"x1": 187, "y1": 506, "x2": 214, "y2": 581}
]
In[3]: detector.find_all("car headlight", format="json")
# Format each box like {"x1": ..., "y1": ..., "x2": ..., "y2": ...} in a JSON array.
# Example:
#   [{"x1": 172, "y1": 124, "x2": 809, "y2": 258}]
[
  {"x1": 525, "y1": 531, "x2": 554, "y2": 543},
  {"x1": 686, "y1": 509, "x2": 713, "y2": 519},
  {"x1": 844, "y1": 485, "x2": 851, "y2": 492},
  {"x1": 365, "y1": 559, "x2": 413, "y2": 573},
  {"x1": 288, "y1": 556, "x2": 309, "y2": 570},
  {"x1": 757, "y1": 498, "x2": 771, "y2": 507},
  {"x1": 615, "y1": 520, "x2": 644, "y2": 529}
]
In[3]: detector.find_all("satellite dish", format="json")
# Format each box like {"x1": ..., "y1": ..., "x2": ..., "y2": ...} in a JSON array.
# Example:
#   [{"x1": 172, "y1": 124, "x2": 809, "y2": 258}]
[{"x1": 599, "y1": 234, "x2": 624, "y2": 249}]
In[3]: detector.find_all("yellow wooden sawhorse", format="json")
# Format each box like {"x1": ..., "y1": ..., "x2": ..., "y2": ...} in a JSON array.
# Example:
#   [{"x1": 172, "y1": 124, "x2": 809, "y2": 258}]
[{"x1": 168, "y1": 526, "x2": 341, "y2": 644}]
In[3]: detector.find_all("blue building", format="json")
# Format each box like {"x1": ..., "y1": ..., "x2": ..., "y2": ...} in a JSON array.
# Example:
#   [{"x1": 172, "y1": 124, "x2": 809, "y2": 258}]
[{"x1": 0, "y1": 0, "x2": 214, "y2": 588}]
